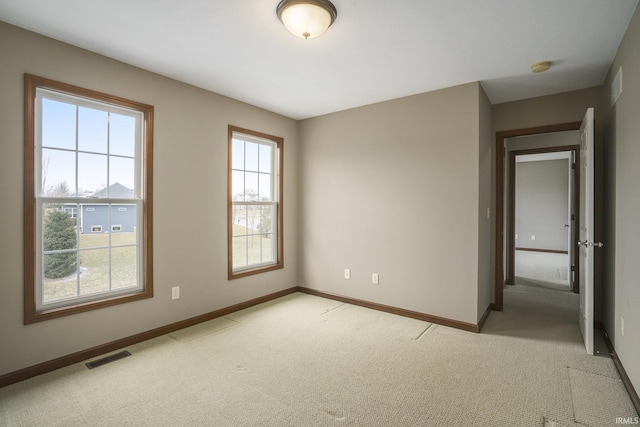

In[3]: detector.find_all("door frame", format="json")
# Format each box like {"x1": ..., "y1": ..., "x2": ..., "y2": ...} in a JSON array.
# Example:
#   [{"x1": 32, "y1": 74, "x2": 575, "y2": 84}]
[
  {"x1": 507, "y1": 145, "x2": 581, "y2": 293},
  {"x1": 494, "y1": 122, "x2": 581, "y2": 311}
]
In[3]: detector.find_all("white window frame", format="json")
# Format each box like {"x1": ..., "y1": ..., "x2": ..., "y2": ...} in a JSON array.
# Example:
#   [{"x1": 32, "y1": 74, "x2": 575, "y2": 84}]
[
  {"x1": 63, "y1": 207, "x2": 77, "y2": 218},
  {"x1": 34, "y1": 89, "x2": 143, "y2": 310}
]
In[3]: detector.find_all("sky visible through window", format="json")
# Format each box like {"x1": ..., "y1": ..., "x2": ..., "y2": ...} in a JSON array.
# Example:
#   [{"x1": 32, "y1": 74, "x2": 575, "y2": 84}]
[
  {"x1": 41, "y1": 97, "x2": 137, "y2": 197},
  {"x1": 230, "y1": 131, "x2": 278, "y2": 273},
  {"x1": 231, "y1": 137, "x2": 273, "y2": 201}
]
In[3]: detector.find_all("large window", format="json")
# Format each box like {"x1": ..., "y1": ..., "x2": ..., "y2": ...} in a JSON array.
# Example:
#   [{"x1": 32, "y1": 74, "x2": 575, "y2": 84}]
[
  {"x1": 228, "y1": 126, "x2": 283, "y2": 279},
  {"x1": 24, "y1": 74, "x2": 154, "y2": 323}
]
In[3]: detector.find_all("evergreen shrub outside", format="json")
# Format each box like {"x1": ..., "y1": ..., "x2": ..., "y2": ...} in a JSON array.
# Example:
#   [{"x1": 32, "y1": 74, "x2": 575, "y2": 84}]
[{"x1": 43, "y1": 209, "x2": 77, "y2": 279}]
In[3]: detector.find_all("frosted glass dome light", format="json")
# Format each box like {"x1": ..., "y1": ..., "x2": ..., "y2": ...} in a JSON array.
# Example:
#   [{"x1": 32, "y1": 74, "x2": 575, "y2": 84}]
[{"x1": 277, "y1": 0, "x2": 337, "y2": 39}]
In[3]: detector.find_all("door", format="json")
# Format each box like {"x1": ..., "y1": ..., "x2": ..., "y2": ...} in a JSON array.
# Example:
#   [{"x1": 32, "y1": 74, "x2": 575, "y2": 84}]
[
  {"x1": 578, "y1": 107, "x2": 596, "y2": 355},
  {"x1": 568, "y1": 150, "x2": 578, "y2": 292}
]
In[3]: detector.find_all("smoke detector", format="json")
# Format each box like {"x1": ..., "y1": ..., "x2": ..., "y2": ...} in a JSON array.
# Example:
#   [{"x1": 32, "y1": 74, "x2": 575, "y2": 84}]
[{"x1": 531, "y1": 61, "x2": 552, "y2": 73}]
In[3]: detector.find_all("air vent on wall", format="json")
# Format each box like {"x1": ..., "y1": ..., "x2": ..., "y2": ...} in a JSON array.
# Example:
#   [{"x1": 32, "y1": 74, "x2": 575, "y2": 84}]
[{"x1": 86, "y1": 350, "x2": 131, "y2": 369}]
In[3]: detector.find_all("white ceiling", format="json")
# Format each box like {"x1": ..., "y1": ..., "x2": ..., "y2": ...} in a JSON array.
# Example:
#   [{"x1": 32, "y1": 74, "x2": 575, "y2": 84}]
[{"x1": 1, "y1": 0, "x2": 638, "y2": 120}]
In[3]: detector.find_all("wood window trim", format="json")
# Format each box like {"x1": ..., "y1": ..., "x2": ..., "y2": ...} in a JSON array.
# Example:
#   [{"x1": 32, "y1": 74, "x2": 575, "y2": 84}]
[
  {"x1": 23, "y1": 74, "x2": 154, "y2": 324},
  {"x1": 227, "y1": 125, "x2": 284, "y2": 280}
]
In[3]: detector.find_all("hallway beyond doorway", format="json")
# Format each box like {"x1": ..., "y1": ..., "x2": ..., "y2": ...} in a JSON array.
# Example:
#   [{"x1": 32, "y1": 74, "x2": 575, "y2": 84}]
[{"x1": 515, "y1": 250, "x2": 571, "y2": 291}]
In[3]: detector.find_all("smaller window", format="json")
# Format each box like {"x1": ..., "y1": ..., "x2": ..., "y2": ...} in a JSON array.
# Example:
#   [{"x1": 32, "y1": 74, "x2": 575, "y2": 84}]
[
  {"x1": 228, "y1": 126, "x2": 283, "y2": 279},
  {"x1": 111, "y1": 225, "x2": 122, "y2": 232},
  {"x1": 91, "y1": 225, "x2": 102, "y2": 233},
  {"x1": 63, "y1": 207, "x2": 77, "y2": 218}
]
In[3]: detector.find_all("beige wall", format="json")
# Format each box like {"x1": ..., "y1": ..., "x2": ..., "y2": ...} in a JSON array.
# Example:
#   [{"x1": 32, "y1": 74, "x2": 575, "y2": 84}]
[
  {"x1": 299, "y1": 82, "x2": 489, "y2": 325},
  {"x1": 515, "y1": 159, "x2": 570, "y2": 252},
  {"x1": 506, "y1": 130, "x2": 579, "y2": 152},
  {"x1": 478, "y1": 88, "x2": 493, "y2": 316},
  {"x1": 601, "y1": 2, "x2": 640, "y2": 393},
  {"x1": 492, "y1": 87, "x2": 602, "y2": 132},
  {"x1": 0, "y1": 22, "x2": 299, "y2": 376}
]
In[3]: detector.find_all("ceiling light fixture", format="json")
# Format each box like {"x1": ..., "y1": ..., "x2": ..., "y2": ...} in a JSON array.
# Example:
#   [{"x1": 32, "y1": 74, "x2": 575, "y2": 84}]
[
  {"x1": 531, "y1": 61, "x2": 552, "y2": 73},
  {"x1": 276, "y1": 0, "x2": 337, "y2": 40}
]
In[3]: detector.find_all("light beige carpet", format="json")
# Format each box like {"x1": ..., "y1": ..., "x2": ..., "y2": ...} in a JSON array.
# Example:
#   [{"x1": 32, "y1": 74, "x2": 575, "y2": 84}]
[
  {"x1": 0, "y1": 286, "x2": 637, "y2": 426},
  {"x1": 515, "y1": 251, "x2": 571, "y2": 288},
  {"x1": 569, "y1": 367, "x2": 637, "y2": 427}
]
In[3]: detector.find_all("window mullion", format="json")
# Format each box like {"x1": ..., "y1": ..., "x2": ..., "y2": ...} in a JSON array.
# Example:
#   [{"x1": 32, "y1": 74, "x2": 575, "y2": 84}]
[
  {"x1": 35, "y1": 198, "x2": 44, "y2": 307},
  {"x1": 75, "y1": 104, "x2": 79, "y2": 197},
  {"x1": 259, "y1": 205, "x2": 263, "y2": 263},
  {"x1": 74, "y1": 103, "x2": 81, "y2": 299},
  {"x1": 245, "y1": 200, "x2": 250, "y2": 266},
  {"x1": 272, "y1": 147, "x2": 276, "y2": 202},
  {"x1": 76, "y1": 104, "x2": 81, "y2": 298},
  {"x1": 108, "y1": 203, "x2": 112, "y2": 292}
]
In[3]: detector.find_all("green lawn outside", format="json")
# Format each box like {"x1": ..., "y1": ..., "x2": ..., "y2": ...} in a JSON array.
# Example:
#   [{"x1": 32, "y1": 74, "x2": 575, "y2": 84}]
[
  {"x1": 43, "y1": 226, "x2": 274, "y2": 302},
  {"x1": 43, "y1": 232, "x2": 137, "y2": 302},
  {"x1": 232, "y1": 225, "x2": 274, "y2": 269}
]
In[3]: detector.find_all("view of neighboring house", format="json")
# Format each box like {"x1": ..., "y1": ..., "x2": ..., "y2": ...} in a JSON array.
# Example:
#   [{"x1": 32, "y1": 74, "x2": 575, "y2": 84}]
[{"x1": 63, "y1": 182, "x2": 136, "y2": 234}]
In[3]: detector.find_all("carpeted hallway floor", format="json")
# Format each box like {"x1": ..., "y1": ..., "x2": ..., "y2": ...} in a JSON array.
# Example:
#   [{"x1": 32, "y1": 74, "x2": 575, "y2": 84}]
[
  {"x1": 0, "y1": 285, "x2": 637, "y2": 426},
  {"x1": 515, "y1": 250, "x2": 572, "y2": 290}
]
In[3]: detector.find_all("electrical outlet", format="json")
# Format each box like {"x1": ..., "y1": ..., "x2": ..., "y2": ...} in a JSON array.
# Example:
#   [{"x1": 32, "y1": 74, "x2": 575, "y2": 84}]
[
  {"x1": 531, "y1": 235, "x2": 536, "y2": 241},
  {"x1": 172, "y1": 286, "x2": 180, "y2": 300},
  {"x1": 372, "y1": 273, "x2": 379, "y2": 285},
  {"x1": 621, "y1": 316, "x2": 625, "y2": 337},
  {"x1": 344, "y1": 269, "x2": 351, "y2": 280}
]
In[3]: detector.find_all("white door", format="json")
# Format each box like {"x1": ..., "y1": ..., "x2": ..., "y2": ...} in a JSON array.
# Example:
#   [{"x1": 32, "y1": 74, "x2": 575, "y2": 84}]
[
  {"x1": 578, "y1": 107, "x2": 597, "y2": 355},
  {"x1": 567, "y1": 152, "x2": 575, "y2": 288}
]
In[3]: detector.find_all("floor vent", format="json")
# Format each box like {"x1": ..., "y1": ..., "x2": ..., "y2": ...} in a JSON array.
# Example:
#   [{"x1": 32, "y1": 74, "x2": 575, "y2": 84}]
[{"x1": 86, "y1": 350, "x2": 131, "y2": 369}]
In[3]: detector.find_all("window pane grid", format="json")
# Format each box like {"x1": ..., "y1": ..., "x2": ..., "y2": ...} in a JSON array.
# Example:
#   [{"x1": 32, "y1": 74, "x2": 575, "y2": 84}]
[
  {"x1": 38, "y1": 89, "x2": 141, "y2": 200},
  {"x1": 35, "y1": 88, "x2": 144, "y2": 310},
  {"x1": 39, "y1": 200, "x2": 141, "y2": 305},
  {"x1": 229, "y1": 128, "x2": 281, "y2": 276}
]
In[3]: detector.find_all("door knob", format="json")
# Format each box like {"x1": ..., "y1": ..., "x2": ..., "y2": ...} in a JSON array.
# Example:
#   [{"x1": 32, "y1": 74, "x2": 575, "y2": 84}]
[{"x1": 578, "y1": 240, "x2": 604, "y2": 248}]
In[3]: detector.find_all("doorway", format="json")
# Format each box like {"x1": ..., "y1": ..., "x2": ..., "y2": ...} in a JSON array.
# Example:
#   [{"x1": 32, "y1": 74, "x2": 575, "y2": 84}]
[
  {"x1": 494, "y1": 122, "x2": 582, "y2": 311},
  {"x1": 508, "y1": 146, "x2": 580, "y2": 294}
]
